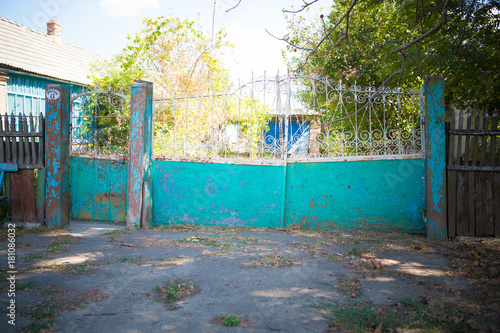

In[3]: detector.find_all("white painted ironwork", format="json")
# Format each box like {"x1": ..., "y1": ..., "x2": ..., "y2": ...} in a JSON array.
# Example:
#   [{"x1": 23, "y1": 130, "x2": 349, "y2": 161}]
[
  {"x1": 70, "y1": 90, "x2": 129, "y2": 159},
  {"x1": 153, "y1": 73, "x2": 422, "y2": 164}
]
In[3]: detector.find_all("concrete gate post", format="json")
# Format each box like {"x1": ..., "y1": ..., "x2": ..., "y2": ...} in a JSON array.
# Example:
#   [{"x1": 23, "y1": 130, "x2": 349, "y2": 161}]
[
  {"x1": 126, "y1": 81, "x2": 153, "y2": 228},
  {"x1": 44, "y1": 84, "x2": 71, "y2": 228},
  {"x1": 423, "y1": 76, "x2": 447, "y2": 239}
]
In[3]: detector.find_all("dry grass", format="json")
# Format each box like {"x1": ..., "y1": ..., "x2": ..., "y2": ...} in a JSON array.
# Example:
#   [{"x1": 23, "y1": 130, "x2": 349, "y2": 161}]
[{"x1": 244, "y1": 254, "x2": 302, "y2": 268}]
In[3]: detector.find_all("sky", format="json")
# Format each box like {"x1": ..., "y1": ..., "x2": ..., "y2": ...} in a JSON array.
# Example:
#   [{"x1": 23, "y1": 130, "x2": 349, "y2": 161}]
[{"x1": 0, "y1": 0, "x2": 326, "y2": 82}]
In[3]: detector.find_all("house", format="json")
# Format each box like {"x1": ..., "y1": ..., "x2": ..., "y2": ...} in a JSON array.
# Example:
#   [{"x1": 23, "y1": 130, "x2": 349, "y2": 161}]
[
  {"x1": 264, "y1": 108, "x2": 320, "y2": 157},
  {"x1": 0, "y1": 17, "x2": 105, "y2": 116}
]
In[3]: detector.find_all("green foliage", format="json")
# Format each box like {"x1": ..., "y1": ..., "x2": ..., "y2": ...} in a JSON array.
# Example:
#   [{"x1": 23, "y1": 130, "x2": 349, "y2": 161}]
[
  {"x1": 220, "y1": 314, "x2": 241, "y2": 327},
  {"x1": 155, "y1": 278, "x2": 197, "y2": 308},
  {"x1": 284, "y1": 0, "x2": 500, "y2": 110}
]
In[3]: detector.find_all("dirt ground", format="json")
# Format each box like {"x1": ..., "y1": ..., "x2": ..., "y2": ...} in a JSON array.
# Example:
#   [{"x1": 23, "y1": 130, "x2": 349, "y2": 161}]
[{"x1": 0, "y1": 222, "x2": 499, "y2": 333}]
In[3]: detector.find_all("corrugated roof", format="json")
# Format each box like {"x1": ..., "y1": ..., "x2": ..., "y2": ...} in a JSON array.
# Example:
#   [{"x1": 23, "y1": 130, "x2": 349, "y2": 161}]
[{"x1": 0, "y1": 17, "x2": 106, "y2": 85}]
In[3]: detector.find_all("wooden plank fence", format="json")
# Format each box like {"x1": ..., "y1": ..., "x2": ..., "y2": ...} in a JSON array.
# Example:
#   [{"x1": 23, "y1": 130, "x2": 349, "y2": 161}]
[
  {"x1": 447, "y1": 109, "x2": 499, "y2": 237},
  {"x1": 0, "y1": 112, "x2": 45, "y2": 169}
]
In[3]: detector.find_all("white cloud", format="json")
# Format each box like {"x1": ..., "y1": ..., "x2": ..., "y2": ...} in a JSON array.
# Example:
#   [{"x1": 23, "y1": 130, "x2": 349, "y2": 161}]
[{"x1": 99, "y1": 0, "x2": 160, "y2": 17}]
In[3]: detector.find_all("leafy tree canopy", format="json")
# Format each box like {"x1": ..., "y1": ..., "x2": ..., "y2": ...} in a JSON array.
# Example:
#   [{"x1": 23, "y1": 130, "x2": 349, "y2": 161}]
[
  {"x1": 283, "y1": 0, "x2": 500, "y2": 109},
  {"x1": 90, "y1": 16, "x2": 233, "y2": 95}
]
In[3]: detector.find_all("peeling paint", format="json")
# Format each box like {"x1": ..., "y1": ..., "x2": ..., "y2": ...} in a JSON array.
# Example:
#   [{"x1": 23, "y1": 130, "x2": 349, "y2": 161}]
[{"x1": 424, "y1": 76, "x2": 447, "y2": 239}]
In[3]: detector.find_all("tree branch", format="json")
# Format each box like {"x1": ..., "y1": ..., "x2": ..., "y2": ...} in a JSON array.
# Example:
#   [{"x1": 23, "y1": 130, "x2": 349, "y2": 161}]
[
  {"x1": 225, "y1": 0, "x2": 242, "y2": 13},
  {"x1": 299, "y1": 0, "x2": 358, "y2": 69},
  {"x1": 284, "y1": 0, "x2": 320, "y2": 14},
  {"x1": 391, "y1": 0, "x2": 451, "y2": 54},
  {"x1": 454, "y1": 0, "x2": 477, "y2": 54},
  {"x1": 266, "y1": 29, "x2": 314, "y2": 51}
]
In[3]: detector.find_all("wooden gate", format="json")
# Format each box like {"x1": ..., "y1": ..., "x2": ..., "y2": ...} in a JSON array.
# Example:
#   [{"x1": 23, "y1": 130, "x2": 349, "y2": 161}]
[
  {"x1": 447, "y1": 109, "x2": 499, "y2": 237},
  {"x1": 0, "y1": 113, "x2": 45, "y2": 222}
]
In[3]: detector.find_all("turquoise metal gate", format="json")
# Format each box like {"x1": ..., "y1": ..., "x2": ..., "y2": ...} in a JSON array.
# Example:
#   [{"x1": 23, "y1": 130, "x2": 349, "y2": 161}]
[{"x1": 69, "y1": 89, "x2": 129, "y2": 223}]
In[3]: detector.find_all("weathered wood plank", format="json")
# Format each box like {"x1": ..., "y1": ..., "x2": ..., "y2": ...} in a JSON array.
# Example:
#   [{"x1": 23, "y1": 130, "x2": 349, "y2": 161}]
[
  {"x1": 490, "y1": 111, "x2": 498, "y2": 167},
  {"x1": 35, "y1": 168, "x2": 45, "y2": 223},
  {"x1": 457, "y1": 109, "x2": 464, "y2": 165},
  {"x1": 495, "y1": 172, "x2": 500, "y2": 237},
  {"x1": 10, "y1": 170, "x2": 36, "y2": 222},
  {"x1": 479, "y1": 112, "x2": 489, "y2": 167},
  {"x1": 484, "y1": 172, "x2": 494, "y2": 236},
  {"x1": 471, "y1": 110, "x2": 481, "y2": 166},
  {"x1": 447, "y1": 165, "x2": 500, "y2": 172},
  {"x1": 19, "y1": 116, "x2": 25, "y2": 165},
  {"x1": 475, "y1": 172, "x2": 494, "y2": 236},
  {"x1": 30, "y1": 114, "x2": 36, "y2": 166},
  {"x1": 464, "y1": 110, "x2": 472, "y2": 165},
  {"x1": 468, "y1": 171, "x2": 475, "y2": 235},
  {"x1": 38, "y1": 113, "x2": 44, "y2": 167},
  {"x1": 447, "y1": 169, "x2": 457, "y2": 237},
  {"x1": 456, "y1": 171, "x2": 469, "y2": 236},
  {"x1": 10, "y1": 114, "x2": 16, "y2": 164},
  {"x1": 448, "y1": 110, "x2": 456, "y2": 165},
  {"x1": 0, "y1": 114, "x2": 4, "y2": 164}
]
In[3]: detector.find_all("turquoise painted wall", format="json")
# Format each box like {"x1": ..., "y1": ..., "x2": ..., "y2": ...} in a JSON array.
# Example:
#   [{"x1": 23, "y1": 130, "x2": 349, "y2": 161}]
[
  {"x1": 285, "y1": 159, "x2": 426, "y2": 233},
  {"x1": 151, "y1": 158, "x2": 425, "y2": 232},
  {"x1": 69, "y1": 157, "x2": 128, "y2": 222},
  {"x1": 5, "y1": 72, "x2": 83, "y2": 116},
  {"x1": 152, "y1": 161, "x2": 285, "y2": 228}
]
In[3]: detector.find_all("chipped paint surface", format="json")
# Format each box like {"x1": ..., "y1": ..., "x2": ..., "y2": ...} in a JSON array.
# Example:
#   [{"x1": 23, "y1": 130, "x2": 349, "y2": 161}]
[
  {"x1": 285, "y1": 159, "x2": 426, "y2": 232},
  {"x1": 152, "y1": 161, "x2": 284, "y2": 228},
  {"x1": 44, "y1": 85, "x2": 70, "y2": 228},
  {"x1": 152, "y1": 158, "x2": 425, "y2": 232},
  {"x1": 69, "y1": 157, "x2": 128, "y2": 222},
  {"x1": 126, "y1": 83, "x2": 153, "y2": 228},
  {"x1": 424, "y1": 76, "x2": 447, "y2": 239}
]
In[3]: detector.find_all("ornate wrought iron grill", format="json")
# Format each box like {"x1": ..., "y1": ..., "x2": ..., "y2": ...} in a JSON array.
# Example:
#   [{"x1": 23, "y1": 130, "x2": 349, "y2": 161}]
[
  {"x1": 153, "y1": 74, "x2": 422, "y2": 164},
  {"x1": 70, "y1": 90, "x2": 130, "y2": 159}
]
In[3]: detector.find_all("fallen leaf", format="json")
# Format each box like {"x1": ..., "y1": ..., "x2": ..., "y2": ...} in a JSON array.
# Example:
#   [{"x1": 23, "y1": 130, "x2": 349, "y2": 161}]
[
  {"x1": 370, "y1": 259, "x2": 384, "y2": 270},
  {"x1": 373, "y1": 322, "x2": 383, "y2": 333}
]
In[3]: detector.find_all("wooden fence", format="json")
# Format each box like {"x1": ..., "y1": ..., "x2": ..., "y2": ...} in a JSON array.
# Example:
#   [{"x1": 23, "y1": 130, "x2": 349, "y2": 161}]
[
  {"x1": 0, "y1": 113, "x2": 45, "y2": 169},
  {"x1": 447, "y1": 109, "x2": 499, "y2": 237}
]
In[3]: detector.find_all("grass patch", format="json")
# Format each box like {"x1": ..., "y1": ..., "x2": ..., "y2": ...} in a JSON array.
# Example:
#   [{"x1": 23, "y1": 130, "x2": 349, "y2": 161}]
[
  {"x1": 155, "y1": 278, "x2": 197, "y2": 309},
  {"x1": 347, "y1": 247, "x2": 369, "y2": 257},
  {"x1": 118, "y1": 256, "x2": 143, "y2": 263},
  {"x1": 245, "y1": 254, "x2": 300, "y2": 268},
  {"x1": 336, "y1": 277, "x2": 362, "y2": 298},
  {"x1": 51, "y1": 260, "x2": 96, "y2": 275},
  {"x1": 327, "y1": 297, "x2": 474, "y2": 333},
  {"x1": 19, "y1": 287, "x2": 106, "y2": 332},
  {"x1": 219, "y1": 314, "x2": 241, "y2": 327},
  {"x1": 22, "y1": 235, "x2": 81, "y2": 263},
  {"x1": 203, "y1": 250, "x2": 234, "y2": 257},
  {"x1": 22, "y1": 319, "x2": 55, "y2": 333},
  {"x1": 180, "y1": 236, "x2": 232, "y2": 248},
  {"x1": 100, "y1": 229, "x2": 129, "y2": 238}
]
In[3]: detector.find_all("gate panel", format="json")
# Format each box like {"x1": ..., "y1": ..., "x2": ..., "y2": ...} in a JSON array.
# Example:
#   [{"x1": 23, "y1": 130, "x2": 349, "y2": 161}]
[
  {"x1": 69, "y1": 157, "x2": 128, "y2": 222},
  {"x1": 284, "y1": 159, "x2": 426, "y2": 232},
  {"x1": 152, "y1": 160, "x2": 284, "y2": 228},
  {"x1": 447, "y1": 109, "x2": 500, "y2": 237},
  {"x1": 69, "y1": 90, "x2": 130, "y2": 224}
]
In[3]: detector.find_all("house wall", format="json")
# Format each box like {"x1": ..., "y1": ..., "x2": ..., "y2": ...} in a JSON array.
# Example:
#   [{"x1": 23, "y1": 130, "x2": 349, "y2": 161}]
[{"x1": 3, "y1": 72, "x2": 83, "y2": 116}]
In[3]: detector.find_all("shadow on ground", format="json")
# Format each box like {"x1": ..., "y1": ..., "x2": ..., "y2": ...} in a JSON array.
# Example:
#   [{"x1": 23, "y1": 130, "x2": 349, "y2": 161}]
[{"x1": 0, "y1": 222, "x2": 499, "y2": 332}]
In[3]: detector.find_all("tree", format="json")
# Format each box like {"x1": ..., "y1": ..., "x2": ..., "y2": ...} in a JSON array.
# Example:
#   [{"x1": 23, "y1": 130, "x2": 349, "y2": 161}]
[
  {"x1": 90, "y1": 16, "x2": 272, "y2": 159},
  {"x1": 280, "y1": 0, "x2": 500, "y2": 110}
]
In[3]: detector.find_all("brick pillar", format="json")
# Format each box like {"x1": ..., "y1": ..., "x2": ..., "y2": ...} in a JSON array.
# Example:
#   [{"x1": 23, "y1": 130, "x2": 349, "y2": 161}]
[
  {"x1": 424, "y1": 76, "x2": 447, "y2": 239},
  {"x1": 45, "y1": 84, "x2": 71, "y2": 228},
  {"x1": 0, "y1": 72, "x2": 9, "y2": 115},
  {"x1": 126, "y1": 81, "x2": 153, "y2": 228}
]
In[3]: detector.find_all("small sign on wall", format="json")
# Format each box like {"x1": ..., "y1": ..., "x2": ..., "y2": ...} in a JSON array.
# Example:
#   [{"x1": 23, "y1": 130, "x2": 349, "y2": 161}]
[{"x1": 46, "y1": 89, "x2": 60, "y2": 101}]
